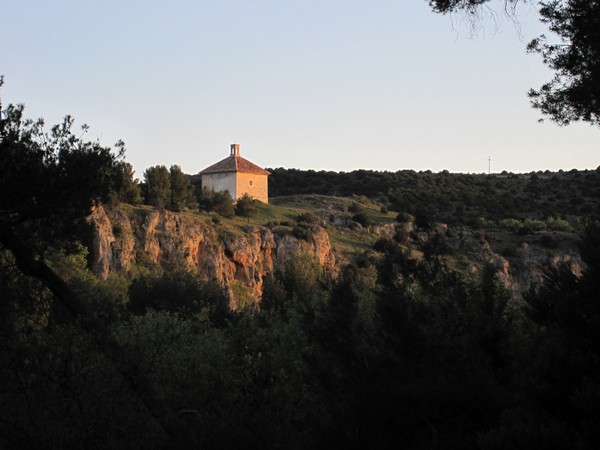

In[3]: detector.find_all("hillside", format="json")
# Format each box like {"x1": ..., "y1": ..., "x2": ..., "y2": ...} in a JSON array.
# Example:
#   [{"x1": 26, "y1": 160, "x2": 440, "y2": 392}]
[
  {"x1": 87, "y1": 194, "x2": 582, "y2": 307},
  {"x1": 267, "y1": 167, "x2": 600, "y2": 226},
  {"x1": 5, "y1": 193, "x2": 596, "y2": 449}
]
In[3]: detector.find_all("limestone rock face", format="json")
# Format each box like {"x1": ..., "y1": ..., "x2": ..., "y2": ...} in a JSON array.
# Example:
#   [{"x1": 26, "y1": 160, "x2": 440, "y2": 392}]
[
  {"x1": 87, "y1": 206, "x2": 337, "y2": 308},
  {"x1": 87, "y1": 204, "x2": 582, "y2": 309},
  {"x1": 441, "y1": 226, "x2": 581, "y2": 298},
  {"x1": 87, "y1": 206, "x2": 135, "y2": 279}
]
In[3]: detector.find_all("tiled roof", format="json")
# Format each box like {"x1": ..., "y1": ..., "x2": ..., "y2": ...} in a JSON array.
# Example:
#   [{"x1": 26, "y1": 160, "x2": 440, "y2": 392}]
[{"x1": 200, "y1": 155, "x2": 271, "y2": 175}]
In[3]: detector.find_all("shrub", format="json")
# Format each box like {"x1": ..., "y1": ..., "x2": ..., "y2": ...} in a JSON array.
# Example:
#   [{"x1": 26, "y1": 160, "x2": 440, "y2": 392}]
[
  {"x1": 523, "y1": 218, "x2": 546, "y2": 232},
  {"x1": 292, "y1": 225, "x2": 311, "y2": 240},
  {"x1": 352, "y1": 213, "x2": 371, "y2": 228},
  {"x1": 499, "y1": 218, "x2": 522, "y2": 233},
  {"x1": 128, "y1": 270, "x2": 231, "y2": 325},
  {"x1": 235, "y1": 193, "x2": 258, "y2": 223},
  {"x1": 538, "y1": 234, "x2": 559, "y2": 248},
  {"x1": 476, "y1": 217, "x2": 496, "y2": 229},
  {"x1": 201, "y1": 188, "x2": 234, "y2": 218},
  {"x1": 474, "y1": 230, "x2": 486, "y2": 242},
  {"x1": 517, "y1": 226, "x2": 532, "y2": 236},
  {"x1": 297, "y1": 212, "x2": 319, "y2": 224},
  {"x1": 348, "y1": 202, "x2": 363, "y2": 214},
  {"x1": 394, "y1": 229, "x2": 410, "y2": 245},
  {"x1": 213, "y1": 191, "x2": 234, "y2": 218},
  {"x1": 546, "y1": 216, "x2": 573, "y2": 232},
  {"x1": 396, "y1": 212, "x2": 414, "y2": 223}
]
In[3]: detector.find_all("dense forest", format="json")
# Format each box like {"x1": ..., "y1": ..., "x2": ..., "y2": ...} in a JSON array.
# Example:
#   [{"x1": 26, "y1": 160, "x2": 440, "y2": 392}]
[
  {"x1": 267, "y1": 167, "x2": 600, "y2": 226},
  {"x1": 2, "y1": 82, "x2": 600, "y2": 449}
]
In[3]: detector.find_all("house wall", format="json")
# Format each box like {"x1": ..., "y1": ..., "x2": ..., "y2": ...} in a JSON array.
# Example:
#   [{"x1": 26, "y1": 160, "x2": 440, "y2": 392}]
[
  {"x1": 236, "y1": 172, "x2": 269, "y2": 204},
  {"x1": 201, "y1": 173, "x2": 237, "y2": 199}
]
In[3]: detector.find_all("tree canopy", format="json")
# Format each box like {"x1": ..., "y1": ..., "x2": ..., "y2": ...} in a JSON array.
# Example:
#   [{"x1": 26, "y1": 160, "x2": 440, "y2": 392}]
[
  {"x1": 0, "y1": 78, "x2": 126, "y2": 251},
  {"x1": 235, "y1": 193, "x2": 259, "y2": 223},
  {"x1": 0, "y1": 82, "x2": 181, "y2": 443},
  {"x1": 428, "y1": 0, "x2": 600, "y2": 125}
]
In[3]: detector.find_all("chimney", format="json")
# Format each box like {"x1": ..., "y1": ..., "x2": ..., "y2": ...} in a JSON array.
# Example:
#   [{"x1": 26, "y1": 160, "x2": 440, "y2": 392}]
[{"x1": 230, "y1": 143, "x2": 240, "y2": 156}]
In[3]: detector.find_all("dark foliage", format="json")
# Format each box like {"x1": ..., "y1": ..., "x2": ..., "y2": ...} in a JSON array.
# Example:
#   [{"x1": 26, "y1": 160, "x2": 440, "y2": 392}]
[
  {"x1": 296, "y1": 212, "x2": 320, "y2": 224},
  {"x1": 352, "y1": 212, "x2": 371, "y2": 227},
  {"x1": 269, "y1": 167, "x2": 600, "y2": 224},
  {"x1": 0, "y1": 85, "x2": 125, "y2": 255},
  {"x1": 528, "y1": 1, "x2": 600, "y2": 125},
  {"x1": 112, "y1": 162, "x2": 142, "y2": 205},
  {"x1": 142, "y1": 164, "x2": 196, "y2": 211},
  {"x1": 169, "y1": 165, "x2": 197, "y2": 211},
  {"x1": 235, "y1": 193, "x2": 258, "y2": 223},
  {"x1": 198, "y1": 187, "x2": 235, "y2": 218},
  {"x1": 3, "y1": 80, "x2": 599, "y2": 449},
  {"x1": 143, "y1": 165, "x2": 171, "y2": 209},
  {"x1": 428, "y1": 0, "x2": 600, "y2": 125},
  {"x1": 128, "y1": 270, "x2": 231, "y2": 326}
]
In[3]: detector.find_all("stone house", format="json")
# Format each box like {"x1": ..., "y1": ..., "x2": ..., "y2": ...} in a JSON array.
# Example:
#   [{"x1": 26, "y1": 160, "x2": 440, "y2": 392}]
[{"x1": 200, "y1": 144, "x2": 270, "y2": 203}]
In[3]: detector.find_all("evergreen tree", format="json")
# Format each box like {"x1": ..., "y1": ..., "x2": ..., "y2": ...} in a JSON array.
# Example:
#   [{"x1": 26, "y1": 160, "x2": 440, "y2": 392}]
[
  {"x1": 235, "y1": 193, "x2": 258, "y2": 223},
  {"x1": 0, "y1": 82, "x2": 180, "y2": 446},
  {"x1": 143, "y1": 165, "x2": 170, "y2": 209},
  {"x1": 169, "y1": 165, "x2": 196, "y2": 211},
  {"x1": 213, "y1": 190, "x2": 234, "y2": 218},
  {"x1": 113, "y1": 161, "x2": 142, "y2": 205},
  {"x1": 198, "y1": 186, "x2": 216, "y2": 213},
  {"x1": 428, "y1": 0, "x2": 600, "y2": 125}
]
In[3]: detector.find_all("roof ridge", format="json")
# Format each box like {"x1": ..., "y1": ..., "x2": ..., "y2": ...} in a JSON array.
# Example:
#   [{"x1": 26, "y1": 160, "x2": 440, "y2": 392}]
[{"x1": 200, "y1": 153, "x2": 270, "y2": 176}]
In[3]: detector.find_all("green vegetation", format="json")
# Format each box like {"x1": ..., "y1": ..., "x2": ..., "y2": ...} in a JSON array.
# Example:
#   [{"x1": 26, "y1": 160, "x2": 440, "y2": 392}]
[
  {"x1": 198, "y1": 187, "x2": 235, "y2": 218},
  {"x1": 429, "y1": 1, "x2": 600, "y2": 126},
  {"x1": 6, "y1": 222, "x2": 600, "y2": 448},
  {"x1": 268, "y1": 167, "x2": 600, "y2": 226},
  {"x1": 2, "y1": 79, "x2": 599, "y2": 449},
  {"x1": 234, "y1": 193, "x2": 259, "y2": 223},
  {"x1": 143, "y1": 164, "x2": 197, "y2": 211}
]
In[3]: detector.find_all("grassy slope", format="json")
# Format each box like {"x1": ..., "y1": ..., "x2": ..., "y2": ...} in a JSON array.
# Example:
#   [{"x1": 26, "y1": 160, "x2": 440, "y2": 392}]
[
  {"x1": 118, "y1": 194, "x2": 580, "y2": 277},
  {"x1": 119, "y1": 196, "x2": 396, "y2": 261}
]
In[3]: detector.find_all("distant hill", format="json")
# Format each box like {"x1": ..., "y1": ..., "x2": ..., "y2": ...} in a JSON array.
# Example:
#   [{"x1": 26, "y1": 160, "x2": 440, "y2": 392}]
[{"x1": 267, "y1": 167, "x2": 600, "y2": 225}]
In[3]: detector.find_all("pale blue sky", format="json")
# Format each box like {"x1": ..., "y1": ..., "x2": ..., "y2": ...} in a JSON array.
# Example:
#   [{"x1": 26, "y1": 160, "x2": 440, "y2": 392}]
[{"x1": 1, "y1": 0, "x2": 597, "y2": 176}]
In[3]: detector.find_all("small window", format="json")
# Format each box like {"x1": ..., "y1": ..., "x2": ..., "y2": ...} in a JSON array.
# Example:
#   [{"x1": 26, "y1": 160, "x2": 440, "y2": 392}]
[{"x1": 248, "y1": 180, "x2": 253, "y2": 186}]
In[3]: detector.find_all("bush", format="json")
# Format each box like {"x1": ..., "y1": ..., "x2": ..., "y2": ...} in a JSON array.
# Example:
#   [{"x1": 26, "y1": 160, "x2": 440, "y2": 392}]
[
  {"x1": 128, "y1": 270, "x2": 231, "y2": 325},
  {"x1": 292, "y1": 225, "x2": 311, "y2": 240},
  {"x1": 499, "y1": 218, "x2": 522, "y2": 233},
  {"x1": 352, "y1": 213, "x2": 371, "y2": 228},
  {"x1": 476, "y1": 217, "x2": 496, "y2": 229},
  {"x1": 200, "y1": 188, "x2": 234, "y2": 218},
  {"x1": 394, "y1": 229, "x2": 410, "y2": 245},
  {"x1": 348, "y1": 202, "x2": 364, "y2": 214},
  {"x1": 297, "y1": 212, "x2": 319, "y2": 224},
  {"x1": 235, "y1": 193, "x2": 258, "y2": 223},
  {"x1": 396, "y1": 212, "x2": 414, "y2": 223},
  {"x1": 545, "y1": 216, "x2": 573, "y2": 232},
  {"x1": 523, "y1": 218, "x2": 546, "y2": 232},
  {"x1": 474, "y1": 230, "x2": 486, "y2": 242},
  {"x1": 517, "y1": 226, "x2": 532, "y2": 236},
  {"x1": 214, "y1": 191, "x2": 235, "y2": 218},
  {"x1": 538, "y1": 234, "x2": 559, "y2": 248}
]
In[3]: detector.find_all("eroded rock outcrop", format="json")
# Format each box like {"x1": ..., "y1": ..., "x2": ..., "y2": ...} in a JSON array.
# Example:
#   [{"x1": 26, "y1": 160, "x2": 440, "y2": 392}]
[
  {"x1": 87, "y1": 203, "x2": 582, "y2": 309},
  {"x1": 87, "y1": 206, "x2": 337, "y2": 308}
]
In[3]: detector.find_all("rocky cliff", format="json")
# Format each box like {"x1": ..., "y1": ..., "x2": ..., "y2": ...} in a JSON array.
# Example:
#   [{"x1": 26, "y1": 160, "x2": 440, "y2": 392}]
[
  {"x1": 441, "y1": 226, "x2": 582, "y2": 300},
  {"x1": 86, "y1": 200, "x2": 582, "y2": 309},
  {"x1": 86, "y1": 205, "x2": 337, "y2": 308}
]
